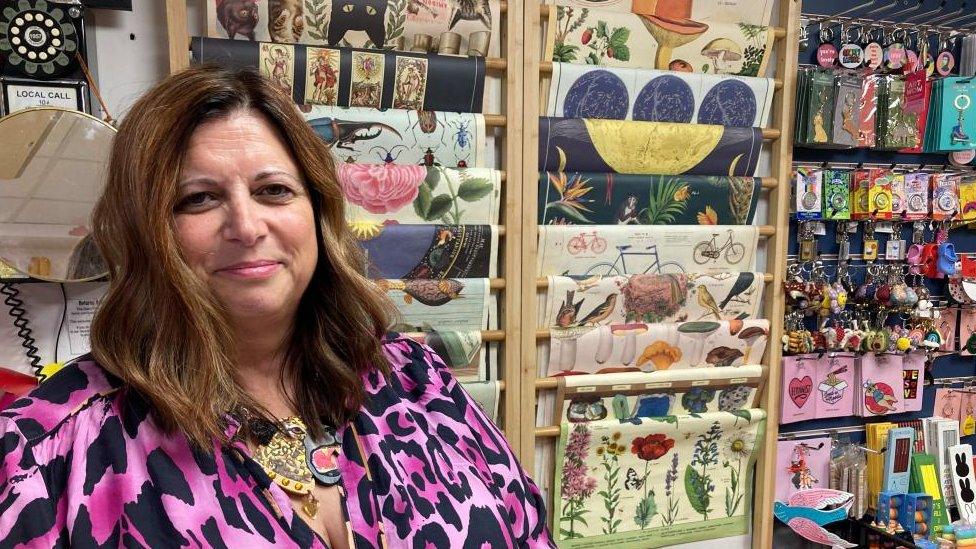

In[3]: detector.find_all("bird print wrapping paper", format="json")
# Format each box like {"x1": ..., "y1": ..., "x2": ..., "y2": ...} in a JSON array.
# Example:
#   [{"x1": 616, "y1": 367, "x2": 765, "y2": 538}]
[
  {"x1": 539, "y1": 273, "x2": 765, "y2": 329},
  {"x1": 537, "y1": 225, "x2": 759, "y2": 277},
  {"x1": 538, "y1": 173, "x2": 761, "y2": 226},
  {"x1": 553, "y1": 408, "x2": 766, "y2": 547},
  {"x1": 359, "y1": 224, "x2": 497, "y2": 278},
  {"x1": 544, "y1": 0, "x2": 773, "y2": 27},
  {"x1": 209, "y1": 0, "x2": 501, "y2": 57},
  {"x1": 774, "y1": 437, "x2": 832, "y2": 503},
  {"x1": 547, "y1": 63, "x2": 775, "y2": 128},
  {"x1": 191, "y1": 37, "x2": 486, "y2": 112},
  {"x1": 302, "y1": 105, "x2": 487, "y2": 168}
]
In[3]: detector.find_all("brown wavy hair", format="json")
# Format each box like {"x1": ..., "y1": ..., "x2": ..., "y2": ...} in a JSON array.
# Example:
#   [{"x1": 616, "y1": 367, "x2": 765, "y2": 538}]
[{"x1": 89, "y1": 66, "x2": 392, "y2": 448}]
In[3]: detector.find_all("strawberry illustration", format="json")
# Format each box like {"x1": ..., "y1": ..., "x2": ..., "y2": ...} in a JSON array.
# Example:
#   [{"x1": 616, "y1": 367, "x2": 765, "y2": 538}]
[{"x1": 581, "y1": 29, "x2": 592, "y2": 44}]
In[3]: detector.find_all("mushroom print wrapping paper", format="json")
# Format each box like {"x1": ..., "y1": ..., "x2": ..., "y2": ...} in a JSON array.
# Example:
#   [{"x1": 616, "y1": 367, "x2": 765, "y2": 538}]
[
  {"x1": 208, "y1": 0, "x2": 501, "y2": 56},
  {"x1": 341, "y1": 164, "x2": 501, "y2": 225},
  {"x1": 547, "y1": 63, "x2": 775, "y2": 127},
  {"x1": 545, "y1": 3, "x2": 774, "y2": 77},
  {"x1": 379, "y1": 277, "x2": 496, "y2": 331},
  {"x1": 546, "y1": 318, "x2": 769, "y2": 376},
  {"x1": 302, "y1": 105, "x2": 487, "y2": 167},
  {"x1": 538, "y1": 117, "x2": 763, "y2": 175},
  {"x1": 537, "y1": 225, "x2": 759, "y2": 276},
  {"x1": 538, "y1": 173, "x2": 761, "y2": 225},
  {"x1": 554, "y1": 409, "x2": 766, "y2": 547},
  {"x1": 539, "y1": 272, "x2": 765, "y2": 328},
  {"x1": 190, "y1": 37, "x2": 486, "y2": 112},
  {"x1": 403, "y1": 330, "x2": 494, "y2": 381},
  {"x1": 545, "y1": 0, "x2": 774, "y2": 27},
  {"x1": 359, "y1": 224, "x2": 497, "y2": 278}
]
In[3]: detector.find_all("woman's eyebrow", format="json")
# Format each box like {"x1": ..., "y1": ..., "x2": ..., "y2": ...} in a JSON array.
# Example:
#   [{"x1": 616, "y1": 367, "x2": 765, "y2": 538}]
[
  {"x1": 178, "y1": 176, "x2": 219, "y2": 189},
  {"x1": 255, "y1": 170, "x2": 300, "y2": 182}
]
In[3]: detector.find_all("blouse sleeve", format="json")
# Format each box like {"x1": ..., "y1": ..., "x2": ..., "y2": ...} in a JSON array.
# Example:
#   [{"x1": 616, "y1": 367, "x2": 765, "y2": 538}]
[
  {"x1": 420, "y1": 344, "x2": 556, "y2": 548},
  {"x1": 0, "y1": 416, "x2": 60, "y2": 547}
]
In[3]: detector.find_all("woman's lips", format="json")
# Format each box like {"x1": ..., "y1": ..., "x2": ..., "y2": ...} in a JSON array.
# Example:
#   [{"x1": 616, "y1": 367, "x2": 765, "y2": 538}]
[{"x1": 216, "y1": 261, "x2": 282, "y2": 279}]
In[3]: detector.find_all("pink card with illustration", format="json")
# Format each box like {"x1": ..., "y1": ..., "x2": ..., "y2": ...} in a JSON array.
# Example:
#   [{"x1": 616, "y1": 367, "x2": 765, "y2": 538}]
[
  {"x1": 961, "y1": 309, "x2": 976, "y2": 356},
  {"x1": 857, "y1": 353, "x2": 904, "y2": 416},
  {"x1": 934, "y1": 387, "x2": 961, "y2": 420},
  {"x1": 901, "y1": 352, "x2": 925, "y2": 412},
  {"x1": 781, "y1": 355, "x2": 817, "y2": 424},
  {"x1": 938, "y1": 308, "x2": 959, "y2": 352},
  {"x1": 814, "y1": 354, "x2": 856, "y2": 419},
  {"x1": 775, "y1": 437, "x2": 832, "y2": 502}
]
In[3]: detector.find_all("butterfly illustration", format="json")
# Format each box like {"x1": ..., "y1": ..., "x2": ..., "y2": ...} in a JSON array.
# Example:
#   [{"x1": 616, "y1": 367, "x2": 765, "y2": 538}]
[{"x1": 624, "y1": 467, "x2": 645, "y2": 490}]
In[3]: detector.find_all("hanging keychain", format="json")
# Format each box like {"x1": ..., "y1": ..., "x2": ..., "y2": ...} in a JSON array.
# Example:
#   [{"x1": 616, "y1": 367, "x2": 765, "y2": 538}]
[
  {"x1": 817, "y1": 23, "x2": 838, "y2": 67},
  {"x1": 904, "y1": 29, "x2": 919, "y2": 72},
  {"x1": 884, "y1": 27, "x2": 907, "y2": 71},
  {"x1": 937, "y1": 33, "x2": 955, "y2": 76},
  {"x1": 799, "y1": 220, "x2": 819, "y2": 261},
  {"x1": 839, "y1": 23, "x2": 865, "y2": 69},
  {"x1": 921, "y1": 29, "x2": 936, "y2": 77},
  {"x1": 863, "y1": 220, "x2": 879, "y2": 261},
  {"x1": 864, "y1": 26, "x2": 884, "y2": 70},
  {"x1": 885, "y1": 220, "x2": 905, "y2": 261}
]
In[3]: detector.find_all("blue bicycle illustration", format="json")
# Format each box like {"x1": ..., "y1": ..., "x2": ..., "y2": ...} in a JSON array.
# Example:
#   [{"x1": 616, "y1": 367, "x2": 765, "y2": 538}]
[{"x1": 582, "y1": 244, "x2": 685, "y2": 276}]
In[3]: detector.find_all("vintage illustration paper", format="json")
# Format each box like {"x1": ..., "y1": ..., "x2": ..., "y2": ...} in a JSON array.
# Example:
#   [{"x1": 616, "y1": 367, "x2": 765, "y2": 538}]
[
  {"x1": 302, "y1": 105, "x2": 486, "y2": 167},
  {"x1": 775, "y1": 437, "x2": 831, "y2": 502},
  {"x1": 191, "y1": 37, "x2": 486, "y2": 112},
  {"x1": 539, "y1": 272, "x2": 765, "y2": 328},
  {"x1": 461, "y1": 380, "x2": 501, "y2": 423},
  {"x1": 359, "y1": 224, "x2": 497, "y2": 278},
  {"x1": 380, "y1": 277, "x2": 495, "y2": 330},
  {"x1": 537, "y1": 225, "x2": 759, "y2": 276},
  {"x1": 539, "y1": 117, "x2": 763, "y2": 176},
  {"x1": 403, "y1": 330, "x2": 493, "y2": 381},
  {"x1": 546, "y1": 319, "x2": 769, "y2": 375},
  {"x1": 545, "y1": 3, "x2": 774, "y2": 77},
  {"x1": 539, "y1": 173, "x2": 761, "y2": 225},
  {"x1": 545, "y1": 0, "x2": 774, "y2": 26},
  {"x1": 208, "y1": 0, "x2": 501, "y2": 56},
  {"x1": 547, "y1": 63, "x2": 775, "y2": 127},
  {"x1": 341, "y1": 164, "x2": 501, "y2": 225},
  {"x1": 554, "y1": 409, "x2": 766, "y2": 546}
]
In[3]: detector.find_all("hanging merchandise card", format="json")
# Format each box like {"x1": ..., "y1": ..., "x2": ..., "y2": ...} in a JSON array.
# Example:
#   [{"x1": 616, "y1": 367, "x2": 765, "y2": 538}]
[
  {"x1": 190, "y1": 37, "x2": 486, "y2": 112},
  {"x1": 822, "y1": 169, "x2": 852, "y2": 220},
  {"x1": 858, "y1": 353, "x2": 904, "y2": 417},
  {"x1": 949, "y1": 444, "x2": 976, "y2": 521},
  {"x1": 540, "y1": 272, "x2": 765, "y2": 328},
  {"x1": 937, "y1": 308, "x2": 959, "y2": 352},
  {"x1": 341, "y1": 165, "x2": 500, "y2": 225},
  {"x1": 815, "y1": 353, "x2": 856, "y2": 419},
  {"x1": 538, "y1": 117, "x2": 763, "y2": 176},
  {"x1": 800, "y1": 69, "x2": 835, "y2": 147},
  {"x1": 901, "y1": 352, "x2": 926, "y2": 413},
  {"x1": 544, "y1": 0, "x2": 774, "y2": 26},
  {"x1": 207, "y1": 0, "x2": 501, "y2": 57},
  {"x1": 935, "y1": 388, "x2": 962, "y2": 420},
  {"x1": 962, "y1": 308, "x2": 976, "y2": 356},
  {"x1": 931, "y1": 173, "x2": 960, "y2": 221},
  {"x1": 831, "y1": 72, "x2": 862, "y2": 148},
  {"x1": 877, "y1": 75, "x2": 921, "y2": 150},
  {"x1": 934, "y1": 78, "x2": 976, "y2": 152},
  {"x1": 775, "y1": 437, "x2": 831, "y2": 501},
  {"x1": 537, "y1": 225, "x2": 759, "y2": 276},
  {"x1": 538, "y1": 173, "x2": 761, "y2": 226},
  {"x1": 858, "y1": 72, "x2": 878, "y2": 148},
  {"x1": 780, "y1": 355, "x2": 818, "y2": 424},
  {"x1": 545, "y1": 4, "x2": 774, "y2": 77},
  {"x1": 899, "y1": 69, "x2": 932, "y2": 153},
  {"x1": 380, "y1": 277, "x2": 494, "y2": 331},
  {"x1": 903, "y1": 172, "x2": 930, "y2": 220},
  {"x1": 546, "y1": 63, "x2": 775, "y2": 127},
  {"x1": 553, "y1": 410, "x2": 766, "y2": 547},
  {"x1": 403, "y1": 330, "x2": 491, "y2": 382},
  {"x1": 302, "y1": 105, "x2": 486, "y2": 168},
  {"x1": 959, "y1": 175, "x2": 976, "y2": 220},
  {"x1": 359, "y1": 224, "x2": 497, "y2": 278},
  {"x1": 546, "y1": 319, "x2": 768, "y2": 375}
]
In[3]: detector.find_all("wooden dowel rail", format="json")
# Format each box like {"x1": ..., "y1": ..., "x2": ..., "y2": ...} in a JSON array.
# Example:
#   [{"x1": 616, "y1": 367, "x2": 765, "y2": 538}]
[{"x1": 534, "y1": 272, "x2": 774, "y2": 288}]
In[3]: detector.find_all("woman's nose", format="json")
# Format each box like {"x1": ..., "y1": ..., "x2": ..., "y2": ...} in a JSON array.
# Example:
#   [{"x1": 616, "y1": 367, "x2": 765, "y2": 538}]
[{"x1": 222, "y1": 198, "x2": 267, "y2": 246}]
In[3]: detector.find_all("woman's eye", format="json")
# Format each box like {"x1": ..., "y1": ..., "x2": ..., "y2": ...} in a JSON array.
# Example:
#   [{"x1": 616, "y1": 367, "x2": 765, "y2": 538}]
[
  {"x1": 259, "y1": 184, "x2": 294, "y2": 199},
  {"x1": 175, "y1": 192, "x2": 217, "y2": 212}
]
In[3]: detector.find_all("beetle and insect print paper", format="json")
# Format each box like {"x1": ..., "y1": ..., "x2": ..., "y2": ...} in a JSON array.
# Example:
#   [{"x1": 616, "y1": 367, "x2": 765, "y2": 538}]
[
  {"x1": 539, "y1": 272, "x2": 765, "y2": 329},
  {"x1": 359, "y1": 224, "x2": 497, "y2": 278},
  {"x1": 554, "y1": 409, "x2": 766, "y2": 547},
  {"x1": 547, "y1": 63, "x2": 775, "y2": 127},
  {"x1": 537, "y1": 225, "x2": 759, "y2": 277},
  {"x1": 302, "y1": 105, "x2": 486, "y2": 167}
]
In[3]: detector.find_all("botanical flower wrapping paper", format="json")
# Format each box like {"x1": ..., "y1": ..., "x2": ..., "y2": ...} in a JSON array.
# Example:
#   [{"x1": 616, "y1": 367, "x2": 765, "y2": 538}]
[
  {"x1": 301, "y1": 105, "x2": 487, "y2": 167},
  {"x1": 404, "y1": 330, "x2": 494, "y2": 381},
  {"x1": 341, "y1": 164, "x2": 501, "y2": 225},
  {"x1": 539, "y1": 273, "x2": 764, "y2": 328},
  {"x1": 547, "y1": 63, "x2": 775, "y2": 127},
  {"x1": 538, "y1": 173, "x2": 761, "y2": 226},
  {"x1": 554, "y1": 409, "x2": 766, "y2": 547},
  {"x1": 537, "y1": 225, "x2": 759, "y2": 276},
  {"x1": 359, "y1": 224, "x2": 497, "y2": 278},
  {"x1": 207, "y1": 0, "x2": 502, "y2": 57},
  {"x1": 545, "y1": 4, "x2": 774, "y2": 77},
  {"x1": 546, "y1": 319, "x2": 769, "y2": 376},
  {"x1": 379, "y1": 278, "x2": 495, "y2": 331},
  {"x1": 544, "y1": 0, "x2": 774, "y2": 26}
]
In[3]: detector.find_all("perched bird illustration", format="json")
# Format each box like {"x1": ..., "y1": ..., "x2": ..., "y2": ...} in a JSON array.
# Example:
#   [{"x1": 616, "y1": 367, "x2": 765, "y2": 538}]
[
  {"x1": 556, "y1": 290, "x2": 583, "y2": 328},
  {"x1": 697, "y1": 286, "x2": 722, "y2": 320},
  {"x1": 449, "y1": 0, "x2": 492, "y2": 29},
  {"x1": 576, "y1": 294, "x2": 617, "y2": 326},
  {"x1": 774, "y1": 489, "x2": 856, "y2": 549},
  {"x1": 718, "y1": 272, "x2": 757, "y2": 309}
]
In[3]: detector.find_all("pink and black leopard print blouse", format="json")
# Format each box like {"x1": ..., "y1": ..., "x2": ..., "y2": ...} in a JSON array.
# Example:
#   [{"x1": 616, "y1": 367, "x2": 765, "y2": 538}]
[{"x1": 0, "y1": 335, "x2": 553, "y2": 548}]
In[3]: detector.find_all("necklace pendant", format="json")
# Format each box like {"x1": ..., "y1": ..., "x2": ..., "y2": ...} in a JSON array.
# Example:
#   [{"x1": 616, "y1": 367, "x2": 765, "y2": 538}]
[
  {"x1": 302, "y1": 493, "x2": 319, "y2": 519},
  {"x1": 305, "y1": 426, "x2": 342, "y2": 487}
]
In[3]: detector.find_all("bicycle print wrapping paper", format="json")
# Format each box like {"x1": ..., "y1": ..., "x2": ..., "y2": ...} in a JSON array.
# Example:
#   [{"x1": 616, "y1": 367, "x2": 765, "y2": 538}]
[
  {"x1": 341, "y1": 164, "x2": 500, "y2": 225},
  {"x1": 191, "y1": 37, "x2": 485, "y2": 112},
  {"x1": 207, "y1": 0, "x2": 501, "y2": 56},
  {"x1": 546, "y1": 318, "x2": 769, "y2": 375},
  {"x1": 539, "y1": 117, "x2": 763, "y2": 176},
  {"x1": 379, "y1": 277, "x2": 495, "y2": 331},
  {"x1": 302, "y1": 105, "x2": 486, "y2": 167},
  {"x1": 539, "y1": 272, "x2": 765, "y2": 328},
  {"x1": 554, "y1": 409, "x2": 766, "y2": 547},
  {"x1": 545, "y1": 3, "x2": 774, "y2": 77},
  {"x1": 545, "y1": 0, "x2": 774, "y2": 26},
  {"x1": 403, "y1": 330, "x2": 493, "y2": 381},
  {"x1": 547, "y1": 63, "x2": 775, "y2": 127},
  {"x1": 538, "y1": 173, "x2": 761, "y2": 225},
  {"x1": 537, "y1": 225, "x2": 759, "y2": 276},
  {"x1": 359, "y1": 224, "x2": 497, "y2": 278}
]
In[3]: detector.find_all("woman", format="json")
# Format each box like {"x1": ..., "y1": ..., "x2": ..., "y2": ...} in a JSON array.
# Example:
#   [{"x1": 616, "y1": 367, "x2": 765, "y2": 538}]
[{"x1": 0, "y1": 67, "x2": 553, "y2": 548}]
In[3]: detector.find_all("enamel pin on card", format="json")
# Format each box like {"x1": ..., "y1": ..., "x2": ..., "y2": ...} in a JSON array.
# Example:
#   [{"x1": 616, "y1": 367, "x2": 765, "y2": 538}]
[{"x1": 949, "y1": 444, "x2": 976, "y2": 521}]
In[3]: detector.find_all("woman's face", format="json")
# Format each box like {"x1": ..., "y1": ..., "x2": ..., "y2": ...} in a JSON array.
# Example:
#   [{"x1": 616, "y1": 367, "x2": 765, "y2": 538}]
[{"x1": 174, "y1": 109, "x2": 318, "y2": 326}]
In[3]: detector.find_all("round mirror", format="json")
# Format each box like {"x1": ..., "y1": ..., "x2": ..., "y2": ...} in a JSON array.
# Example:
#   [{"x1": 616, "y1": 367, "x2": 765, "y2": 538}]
[{"x1": 0, "y1": 107, "x2": 115, "y2": 282}]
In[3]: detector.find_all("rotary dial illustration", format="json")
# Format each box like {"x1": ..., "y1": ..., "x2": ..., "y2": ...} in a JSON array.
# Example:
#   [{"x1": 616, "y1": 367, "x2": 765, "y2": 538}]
[{"x1": 0, "y1": 0, "x2": 79, "y2": 77}]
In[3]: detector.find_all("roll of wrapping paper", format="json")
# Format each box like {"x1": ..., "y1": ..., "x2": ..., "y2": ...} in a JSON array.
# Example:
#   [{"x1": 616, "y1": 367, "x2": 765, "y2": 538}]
[
  {"x1": 538, "y1": 117, "x2": 763, "y2": 175},
  {"x1": 359, "y1": 224, "x2": 497, "y2": 279},
  {"x1": 539, "y1": 173, "x2": 761, "y2": 225},
  {"x1": 544, "y1": 0, "x2": 774, "y2": 26},
  {"x1": 301, "y1": 105, "x2": 487, "y2": 168},
  {"x1": 379, "y1": 278, "x2": 495, "y2": 331},
  {"x1": 402, "y1": 330, "x2": 492, "y2": 382},
  {"x1": 190, "y1": 37, "x2": 486, "y2": 112},
  {"x1": 547, "y1": 63, "x2": 775, "y2": 127},
  {"x1": 545, "y1": 3, "x2": 775, "y2": 77},
  {"x1": 206, "y1": 0, "x2": 501, "y2": 57}
]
